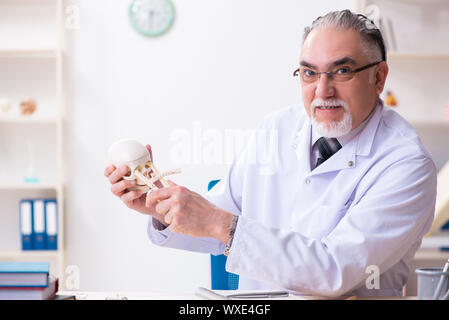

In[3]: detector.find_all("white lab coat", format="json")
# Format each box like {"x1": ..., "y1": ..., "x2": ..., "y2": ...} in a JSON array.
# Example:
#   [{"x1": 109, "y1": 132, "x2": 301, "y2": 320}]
[{"x1": 148, "y1": 101, "x2": 437, "y2": 297}]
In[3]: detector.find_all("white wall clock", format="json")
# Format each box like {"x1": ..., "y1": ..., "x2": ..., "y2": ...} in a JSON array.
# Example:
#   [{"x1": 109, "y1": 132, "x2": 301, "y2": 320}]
[{"x1": 129, "y1": 0, "x2": 175, "y2": 37}]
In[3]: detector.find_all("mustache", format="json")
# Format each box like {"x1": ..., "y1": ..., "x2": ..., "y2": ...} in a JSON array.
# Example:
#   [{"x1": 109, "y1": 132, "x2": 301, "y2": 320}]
[{"x1": 311, "y1": 98, "x2": 349, "y2": 111}]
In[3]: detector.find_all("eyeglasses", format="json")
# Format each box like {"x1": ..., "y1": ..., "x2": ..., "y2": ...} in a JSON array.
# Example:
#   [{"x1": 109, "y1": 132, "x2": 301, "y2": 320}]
[{"x1": 293, "y1": 61, "x2": 382, "y2": 83}]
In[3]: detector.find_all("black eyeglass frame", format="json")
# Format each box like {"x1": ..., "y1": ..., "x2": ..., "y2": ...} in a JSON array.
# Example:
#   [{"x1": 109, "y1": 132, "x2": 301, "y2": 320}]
[{"x1": 293, "y1": 60, "x2": 383, "y2": 82}]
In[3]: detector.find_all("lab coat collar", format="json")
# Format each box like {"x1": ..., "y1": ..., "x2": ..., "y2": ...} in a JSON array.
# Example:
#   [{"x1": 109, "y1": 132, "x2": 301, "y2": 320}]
[
  {"x1": 354, "y1": 100, "x2": 383, "y2": 157},
  {"x1": 294, "y1": 120, "x2": 313, "y2": 174},
  {"x1": 301, "y1": 100, "x2": 383, "y2": 176}
]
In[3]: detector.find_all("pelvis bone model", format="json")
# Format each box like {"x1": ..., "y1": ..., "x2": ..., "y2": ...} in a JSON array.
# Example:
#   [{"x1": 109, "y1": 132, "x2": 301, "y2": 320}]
[{"x1": 108, "y1": 139, "x2": 181, "y2": 193}]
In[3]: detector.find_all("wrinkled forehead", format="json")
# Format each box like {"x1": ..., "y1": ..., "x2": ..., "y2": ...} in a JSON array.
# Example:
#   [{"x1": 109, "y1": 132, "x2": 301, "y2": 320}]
[{"x1": 300, "y1": 27, "x2": 367, "y2": 68}]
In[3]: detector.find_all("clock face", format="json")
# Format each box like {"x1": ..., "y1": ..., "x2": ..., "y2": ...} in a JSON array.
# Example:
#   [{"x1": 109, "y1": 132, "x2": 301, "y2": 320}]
[{"x1": 129, "y1": 0, "x2": 175, "y2": 37}]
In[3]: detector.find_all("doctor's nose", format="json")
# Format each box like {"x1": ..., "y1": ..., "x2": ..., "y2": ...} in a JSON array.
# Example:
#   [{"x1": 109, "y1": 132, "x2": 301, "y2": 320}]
[{"x1": 314, "y1": 73, "x2": 335, "y2": 99}]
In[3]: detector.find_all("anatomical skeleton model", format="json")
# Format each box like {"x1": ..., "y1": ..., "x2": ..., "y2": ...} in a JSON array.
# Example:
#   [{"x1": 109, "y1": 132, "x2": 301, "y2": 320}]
[{"x1": 108, "y1": 139, "x2": 181, "y2": 193}]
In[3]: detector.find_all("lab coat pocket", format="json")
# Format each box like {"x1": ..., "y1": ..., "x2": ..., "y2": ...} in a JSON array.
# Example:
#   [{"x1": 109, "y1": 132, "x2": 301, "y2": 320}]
[{"x1": 295, "y1": 205, "x2": 348, "y2": 239}]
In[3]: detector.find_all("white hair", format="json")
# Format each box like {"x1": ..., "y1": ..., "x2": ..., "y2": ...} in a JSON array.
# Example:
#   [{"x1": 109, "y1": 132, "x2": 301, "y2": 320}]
[{"x1": 302, "y1": 10, "x2": 385, "y2": 83}]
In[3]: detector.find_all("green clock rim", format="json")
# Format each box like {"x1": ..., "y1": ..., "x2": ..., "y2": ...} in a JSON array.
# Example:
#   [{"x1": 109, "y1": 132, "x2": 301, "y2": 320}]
[{"x1": 128, "y1": 0, "x2": 175, "y2": 38}]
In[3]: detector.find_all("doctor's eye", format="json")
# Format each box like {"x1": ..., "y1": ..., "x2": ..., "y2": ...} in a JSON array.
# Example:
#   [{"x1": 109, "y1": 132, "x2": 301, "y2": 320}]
[
  {"x1": 335, "y1": 67, "x2": 352, "y2": 75},
  {"x1": 300, "y1": 69, "x2": 319, "y2": 83},
  {"x1": 303, "y1": 69, "x2": 317, "y2": 77},
  {"x1": 333, "y1": 67, "x2": 355, "y2": 82}
]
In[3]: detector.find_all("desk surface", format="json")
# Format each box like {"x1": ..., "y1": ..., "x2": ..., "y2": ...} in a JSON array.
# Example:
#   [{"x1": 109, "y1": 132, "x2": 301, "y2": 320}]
[{"x1": 56, "y1": 290, "x2": 417, "y2": 300}]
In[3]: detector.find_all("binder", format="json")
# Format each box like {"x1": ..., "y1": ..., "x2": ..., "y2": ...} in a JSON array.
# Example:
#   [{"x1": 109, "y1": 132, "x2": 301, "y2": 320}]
[
  {"x1": 19, "y1": 200, "x2": 34, "y2": 250},
  {"x1": 45, "y1": 199, "x2": 58, "y2": 250},
  {"x1": 32, "y1": 200, "x2": 46, "y2": 250}
]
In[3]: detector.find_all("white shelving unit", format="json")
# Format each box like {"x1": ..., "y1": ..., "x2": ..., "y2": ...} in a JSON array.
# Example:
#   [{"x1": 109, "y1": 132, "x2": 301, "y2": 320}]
[
  {"x1": 354, "y1": 0, "x2": 449, "y2": 145},
  {"x1": 354, "y1": 0, "x2": 449, "y2": 296},
  {"x1": 0, "y1": 0, "x2": 66, "y2": 285}
]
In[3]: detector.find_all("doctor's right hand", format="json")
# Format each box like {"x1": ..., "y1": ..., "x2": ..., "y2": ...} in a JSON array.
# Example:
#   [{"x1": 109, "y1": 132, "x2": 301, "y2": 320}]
[{"x1": 104, "y1": 145, "x2": 167, "y2": 226}]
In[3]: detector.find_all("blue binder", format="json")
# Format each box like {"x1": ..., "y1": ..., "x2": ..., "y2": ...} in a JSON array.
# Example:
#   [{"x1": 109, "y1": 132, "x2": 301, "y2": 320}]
[
  {"x1": 19, "y1": 200, "x2": 34, "y2": 250},
  {"x1": 44, "y1": 199, "x2": 58, "y2": 250},
  {"x1": 32, "y1": 200, "x2": 47, "y2": 250}
]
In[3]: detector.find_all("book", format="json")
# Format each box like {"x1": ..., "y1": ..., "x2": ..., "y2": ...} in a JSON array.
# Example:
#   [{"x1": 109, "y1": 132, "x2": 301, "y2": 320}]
[
  {"x1": 0, "y1": 262, "x2": 49, "y2": 287},
  {"x1": 0, "y1": 277, "x2": 58, "y2": 300}
]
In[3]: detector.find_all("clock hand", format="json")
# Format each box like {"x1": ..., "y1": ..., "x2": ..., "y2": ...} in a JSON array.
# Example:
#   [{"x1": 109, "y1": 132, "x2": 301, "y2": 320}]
[{"x1": 148, "y1": 10, "x2": 155, "y2": 29}]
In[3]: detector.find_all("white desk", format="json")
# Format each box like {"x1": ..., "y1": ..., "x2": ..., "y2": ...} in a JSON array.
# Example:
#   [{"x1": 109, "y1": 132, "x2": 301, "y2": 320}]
[{"x1": 56, "y1": 290, "x2": 414, "y2": 300}]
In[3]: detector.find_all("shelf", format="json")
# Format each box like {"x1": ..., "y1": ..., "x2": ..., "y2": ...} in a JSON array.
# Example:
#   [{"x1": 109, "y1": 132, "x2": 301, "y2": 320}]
[
  {"x1": 410, "y1": 121, "x2": 449, "y2": 128},
  {"x1": 0, "y1": 116, "x2": 58, "y2": 125},
  {"x1": 0, "y1": 250, "x2": 60, "y2": 259},
  {"x1": 0, "y1": 49, "x2": 59, "y2": 59},
  {"x1": 0, "y1": 0, "x2": 66, "y2": 289},
  {"x1": 413, "y1": 249, "x2": 449, "y2": 261},
  {"x1": 0, "y1": 182, "x2": 59, "y2": 191},
  {"x1": 420, "y1": 231, "x2": 449, "y2": 249},
  {"x1": 387, "y1": 52, "x2": 449, "y2": 60},
  {"x1": 381, "y1": 0, "x2": 449, "y2": 6}
]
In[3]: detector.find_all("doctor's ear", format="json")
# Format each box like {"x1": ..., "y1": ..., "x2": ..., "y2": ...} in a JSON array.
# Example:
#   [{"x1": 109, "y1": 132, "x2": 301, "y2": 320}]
[{"x1": 374, "y1": 61, "x2": 389, "y2": 95}]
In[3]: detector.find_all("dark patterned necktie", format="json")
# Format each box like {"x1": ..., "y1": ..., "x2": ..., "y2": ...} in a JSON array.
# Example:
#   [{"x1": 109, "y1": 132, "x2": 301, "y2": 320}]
[{"x1": 315, "y1": 137, "x2": 342, "y2": 168}]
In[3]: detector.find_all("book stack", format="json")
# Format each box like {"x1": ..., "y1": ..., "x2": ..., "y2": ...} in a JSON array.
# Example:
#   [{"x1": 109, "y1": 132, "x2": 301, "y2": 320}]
[{"x1": 0, "y1": 262, "x2": 58, "y2": 300}]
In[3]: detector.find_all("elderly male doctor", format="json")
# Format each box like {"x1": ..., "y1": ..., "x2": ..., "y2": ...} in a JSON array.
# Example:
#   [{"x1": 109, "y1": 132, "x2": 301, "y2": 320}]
[{"x1": 105, "y1": 10, "x2": 437, "y2": 297}]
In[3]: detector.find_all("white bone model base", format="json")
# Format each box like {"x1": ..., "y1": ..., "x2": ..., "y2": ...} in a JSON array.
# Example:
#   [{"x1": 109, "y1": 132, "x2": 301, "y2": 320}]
[{"x1": 108, "y1": 139, "x2": 181, "y2": 193}]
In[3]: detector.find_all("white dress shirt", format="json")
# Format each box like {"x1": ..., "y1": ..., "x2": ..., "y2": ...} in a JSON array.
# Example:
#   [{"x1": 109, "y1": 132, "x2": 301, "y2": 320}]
[
  {"x1": 310, "y1": 109, "x2": 372, "y2": 170},
  {"x1": 147, "y1": 100, "x2": 437, "y2": 297}
]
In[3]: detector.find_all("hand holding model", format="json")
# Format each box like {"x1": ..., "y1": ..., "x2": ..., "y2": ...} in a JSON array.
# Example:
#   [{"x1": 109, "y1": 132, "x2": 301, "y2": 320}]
[
  {"x1": 104, "y1": 141, "x2": 165, "y2": 220},
  {"x1": 104, "y1": 139, "x2": 233, "y2": 243},
  {"x1": 145, "y1": 182, "x2": 233, "y2": 243}
]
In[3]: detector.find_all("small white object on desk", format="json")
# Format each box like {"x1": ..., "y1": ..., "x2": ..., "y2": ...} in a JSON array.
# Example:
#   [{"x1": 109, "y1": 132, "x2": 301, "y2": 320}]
[
  {"x1": 195, "y1": 287, "x2": 291, "y2": 300},
  {"x1": 195, "y1": 287, "x2": 230, "y2": 300}
]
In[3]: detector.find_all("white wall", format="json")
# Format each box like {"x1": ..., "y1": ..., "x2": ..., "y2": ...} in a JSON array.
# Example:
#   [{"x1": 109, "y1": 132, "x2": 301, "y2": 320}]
[{"x1": 65, "y1": 0, "x2": 355, "y2": 292}]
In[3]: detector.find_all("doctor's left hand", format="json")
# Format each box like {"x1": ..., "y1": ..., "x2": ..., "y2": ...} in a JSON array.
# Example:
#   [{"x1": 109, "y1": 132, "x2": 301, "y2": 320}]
[{"x1": 146, "y1": 181, "x2": 233, "y2": 244}]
